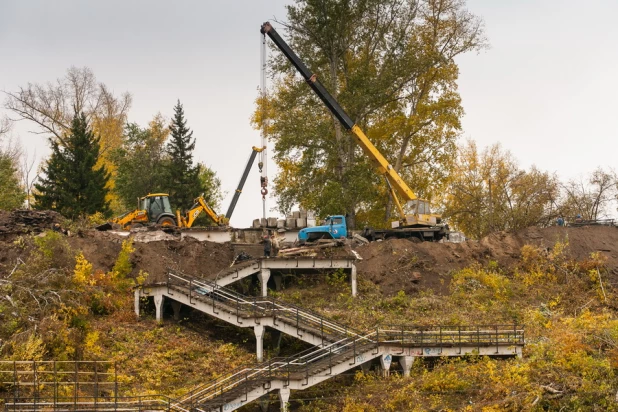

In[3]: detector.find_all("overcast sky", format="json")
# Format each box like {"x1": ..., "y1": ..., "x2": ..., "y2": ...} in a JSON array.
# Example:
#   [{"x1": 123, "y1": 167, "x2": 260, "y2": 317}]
[{"x1": 1, "y1": 0, "x2": 616, "y2": 227}]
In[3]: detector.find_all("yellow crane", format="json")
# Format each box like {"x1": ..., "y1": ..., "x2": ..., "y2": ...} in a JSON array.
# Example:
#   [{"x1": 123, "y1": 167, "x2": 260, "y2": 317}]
[{"x1": 261, "y1": 22, "x2": 448, "y2": 241}]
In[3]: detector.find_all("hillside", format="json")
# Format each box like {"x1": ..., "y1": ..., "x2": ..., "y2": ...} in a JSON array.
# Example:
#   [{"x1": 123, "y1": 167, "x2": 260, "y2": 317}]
[{"x1": 1, "y1": 210, "x2": 618, "y2": 410}]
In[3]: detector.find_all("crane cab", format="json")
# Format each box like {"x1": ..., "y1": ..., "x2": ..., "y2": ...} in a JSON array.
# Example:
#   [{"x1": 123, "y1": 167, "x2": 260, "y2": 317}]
[{"x1": 393, "y1": 199, "x2": 439, "y2": 228}]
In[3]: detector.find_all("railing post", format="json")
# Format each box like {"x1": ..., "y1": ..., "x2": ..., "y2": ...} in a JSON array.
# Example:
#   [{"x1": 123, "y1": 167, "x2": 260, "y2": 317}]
[
  {"x1": 495, "y1": 325, "x2": 499, "y2": 354},
  {"x1": 458, "y1": 326, "x2": 462, "y2": 355},
  {"x1": 94, "y1": 361, "x2": 98, "y2": 410},
  {"x1": 54, "y1": 360, "x2": 58, "y2": 410},
  {"x1": 477, "y1": 326, "x2": 481, "y2": 352},
  {"x1": 114, "y1": 362, "x2": 118, "y2": 411},
  {"x1": 33, "y1": 361, "x2": 37, "y2": 412},
  {"x1": 13, "y1": 360, "x2": 18, "y2": 405},
  {"x1": 74, "y1": 361, "x2": 78, "y2": 411},
  {"x1": 244, "y1": 371, "x2": 248, "y2": 401}
]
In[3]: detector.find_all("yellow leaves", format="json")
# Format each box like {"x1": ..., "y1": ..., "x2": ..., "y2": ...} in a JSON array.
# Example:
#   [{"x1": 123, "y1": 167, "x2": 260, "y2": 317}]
[
  {"x1": 73, "y1": 252, "x2": 93, "y2": 287},
  {"x1": 10, "y1": 333, "x2": 46, "y2": 361},
  {"x1": 84, "y1": 331, "x2": 103, "y2": 357},
  {"x1": 450, "y1": 266, "x2": 512, "y2": 303},
  {"x1": 112, "y1": 239, "x2": 135, "y2": 280}
]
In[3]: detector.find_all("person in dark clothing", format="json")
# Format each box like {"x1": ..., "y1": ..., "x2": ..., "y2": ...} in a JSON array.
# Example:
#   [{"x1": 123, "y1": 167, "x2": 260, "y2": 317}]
[{"x1": 262, "y1": 235, "x2": 272, "y2": 258}]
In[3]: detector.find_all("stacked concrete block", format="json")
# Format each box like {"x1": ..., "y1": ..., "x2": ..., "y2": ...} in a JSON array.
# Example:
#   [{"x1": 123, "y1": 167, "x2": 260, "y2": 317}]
[
  {"x1": 267, "y1": 217, "x2": 278, "y2": 227},
  {"x1": 277, "y1": 219, "x2": 286, "y2": 228},
  {"x1": 253, "y1": 219, "x2": 261, "y2": 228},
  {"x1": 292, "y1": 211, "x2": 301, "y2": 219},
  {"x1": 296, "y1": 218, "x2": 307, "y2": 228},
  {"x1": 286, "y1": 218, "x2": 297, "y2": 228}
]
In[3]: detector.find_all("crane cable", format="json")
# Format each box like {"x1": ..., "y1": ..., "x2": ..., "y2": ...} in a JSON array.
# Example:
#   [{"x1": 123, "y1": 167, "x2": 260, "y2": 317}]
[{"x1": 259, "y1": 30, "x2": 268, "y2": 220}]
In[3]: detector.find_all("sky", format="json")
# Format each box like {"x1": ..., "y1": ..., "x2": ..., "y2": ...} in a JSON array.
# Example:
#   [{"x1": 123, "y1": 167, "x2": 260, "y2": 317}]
[{"x1": 1, "y1": 0, "x2": 616, "y2": 227}]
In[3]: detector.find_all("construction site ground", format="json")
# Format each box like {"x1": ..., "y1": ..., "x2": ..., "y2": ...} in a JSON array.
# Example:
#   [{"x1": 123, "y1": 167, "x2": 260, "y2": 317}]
[{"x1": 1, "y1": 210, "x2": 616, "y2": 296}]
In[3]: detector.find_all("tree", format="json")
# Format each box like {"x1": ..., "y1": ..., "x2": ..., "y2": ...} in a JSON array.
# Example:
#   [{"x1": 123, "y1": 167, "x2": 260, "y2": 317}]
[
  {"x1": 254, "y1": 0, "x2": 486, "y2": 228},
  {"x1": 166, "y1": 100, "x2": 200, "y2": 210},
  {"x1": 559, "y1": 168, "x2": 617, "y2": 220},
  {"x1": 0, "y1": 152, "x2": 26, "y2": 210},
  {"x1": 113, "y1": 115, "x2": 170, "y2": 211},
  {"x1": 443, "y1": 141, "x2": 559, "y2": 239},
  {"x1": 4, "y1": 67, "x2": 131, "y2": 209},
  {"x1": 34, "y1": 113, "x2": 110, "y2": 219}
]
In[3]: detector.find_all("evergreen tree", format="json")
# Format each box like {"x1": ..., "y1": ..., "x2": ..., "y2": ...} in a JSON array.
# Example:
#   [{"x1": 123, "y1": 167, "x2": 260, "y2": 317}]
[
  {"x1": 166, "y1": 100, "x2": 199, "y2": 210},
  {"x1": 34, "y1": 113, "x2": 110, "y2": 219},
  {"x1": 0, "y1": 152, "x2": 26, "y2": 210}
]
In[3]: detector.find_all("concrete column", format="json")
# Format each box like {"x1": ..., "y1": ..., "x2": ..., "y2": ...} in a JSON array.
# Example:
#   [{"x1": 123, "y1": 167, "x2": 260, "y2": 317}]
[
  {"x1": 258, "y1": 269, "x2": 271, "y2": 297},
  {"x1": 273, "y1": 274, "x2": 283, "y2": 291},
  {"x1": 270, "y1": 329, "x2": 282, "y2": 355},
  {"x1": 350, "y1": 265, "x2": 357, "y2": 297},
  {"x1": 399, "y1": 356, "x2": 415, "y2": 377},
  {"x1": 254, "y1": 325, "x2": 265, "y2": 362},
  {"x1": 380, "y1": 353, "x2": 393, "y2": 377},
  {"x1": 360, "y1": 362, "x2": 371, "y2": 373},
  {"x1": 279, "y1": 387, "x2": 290, "y2": 412},
  {"x1": 153, "y1": 294, "x2": 164, "y2": 323},
  {"x1": 171, "y1": 301, "x2": 182, "y2": 321},
  {"x1": 134, "y1": 289, "x2": 141, "y2": 317}
]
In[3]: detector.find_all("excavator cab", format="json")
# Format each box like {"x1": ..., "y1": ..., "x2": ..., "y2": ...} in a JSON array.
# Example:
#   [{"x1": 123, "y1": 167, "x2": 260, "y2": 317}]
[
  {"x1": 141, "y1": 194, "x2": 173, "y2": 222},
  {"x1": 139, "y1": 193, "x2": 176, "y2": 227}
]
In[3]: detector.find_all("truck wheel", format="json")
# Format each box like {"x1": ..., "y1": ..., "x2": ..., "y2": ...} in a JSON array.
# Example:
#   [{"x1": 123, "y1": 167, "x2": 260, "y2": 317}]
[{"x1": 158, "y1": 217, "x2": 176, "y2": 227}]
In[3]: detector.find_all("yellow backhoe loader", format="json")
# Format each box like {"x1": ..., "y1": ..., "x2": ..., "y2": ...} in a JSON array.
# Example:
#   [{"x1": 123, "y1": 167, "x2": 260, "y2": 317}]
[
  {"x1": 97, "y1": 193, "x2": 227, "y2": 231},
  {"x1": 97, "y1": 193, "x2": 177, "y2": 230}
]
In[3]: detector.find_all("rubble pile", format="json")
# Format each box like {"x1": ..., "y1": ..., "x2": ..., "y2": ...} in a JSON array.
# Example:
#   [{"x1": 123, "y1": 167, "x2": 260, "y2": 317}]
[{"x1": 0, "y1": 210, "x2": 63, "y2": 237}]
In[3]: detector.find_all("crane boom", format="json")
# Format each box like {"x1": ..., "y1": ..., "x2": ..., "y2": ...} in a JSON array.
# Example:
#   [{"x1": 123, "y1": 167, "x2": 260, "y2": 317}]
[{"x1": 260, "y1": 22, "x2": 418, "y2": 208}]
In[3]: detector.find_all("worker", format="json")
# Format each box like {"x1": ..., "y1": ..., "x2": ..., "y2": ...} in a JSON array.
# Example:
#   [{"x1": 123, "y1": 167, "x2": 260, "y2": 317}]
[
  {"x1": 271, "y1": 233, "x2": 280, "y2": 257},
  {"x1": 262, "y1": 234, "x2": 272, "y2": 258},
  {"x1": 556, "y1": 215, "x2": 564, "y2": 227}
]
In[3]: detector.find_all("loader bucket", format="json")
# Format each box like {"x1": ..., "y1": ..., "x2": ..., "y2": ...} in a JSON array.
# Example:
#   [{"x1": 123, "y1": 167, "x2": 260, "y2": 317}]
[{"x1": 95, "y1": 222, "x2": 113, "y2": 231}]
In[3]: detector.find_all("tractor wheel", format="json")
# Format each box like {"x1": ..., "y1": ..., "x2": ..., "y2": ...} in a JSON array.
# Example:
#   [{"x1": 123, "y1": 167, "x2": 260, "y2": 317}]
[{"x1": 158, "y1": 216, "x2": 176, "y2": 227}]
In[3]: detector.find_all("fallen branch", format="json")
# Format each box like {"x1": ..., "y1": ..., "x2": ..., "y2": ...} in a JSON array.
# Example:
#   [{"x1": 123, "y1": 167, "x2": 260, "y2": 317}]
[{"x1": 597, "y1": 268, "x2": 607, "y2": 303}]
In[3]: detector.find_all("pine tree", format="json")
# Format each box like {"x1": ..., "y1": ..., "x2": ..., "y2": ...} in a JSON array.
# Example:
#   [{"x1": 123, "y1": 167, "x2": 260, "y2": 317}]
[
  {"x1": 167, "y1": 100, "x2": 199, "y2": 210},
  {"x1": 34, "y1": 113, "x2": 110, "y2": 219},
  {"x1": 0, "y1": 153, "x2": 26, "y2": 210}
]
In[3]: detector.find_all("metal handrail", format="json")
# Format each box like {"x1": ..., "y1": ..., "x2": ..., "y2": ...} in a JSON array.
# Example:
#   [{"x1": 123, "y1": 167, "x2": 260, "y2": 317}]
[{"x1": 160, "y1": 270, "x2": 525, "y2": 410}]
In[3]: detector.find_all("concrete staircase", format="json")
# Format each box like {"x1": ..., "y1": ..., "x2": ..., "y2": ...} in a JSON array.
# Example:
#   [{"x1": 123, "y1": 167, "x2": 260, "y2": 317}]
[{"x1": 137, "y1": 270, "x2": 525, "y2": 412}]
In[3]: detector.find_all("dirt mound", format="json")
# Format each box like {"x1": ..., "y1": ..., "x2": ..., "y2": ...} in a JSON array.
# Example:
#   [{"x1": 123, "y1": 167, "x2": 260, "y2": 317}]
[
  {"x1": 356, "y1": 225, "x2": 618, "y2": 296},
  {"x1": 0, "y1": 210, "x2": 63, "y2": 238},
  {"x1": 69, "y1": 230, "x2": 235, "y2": 283}
]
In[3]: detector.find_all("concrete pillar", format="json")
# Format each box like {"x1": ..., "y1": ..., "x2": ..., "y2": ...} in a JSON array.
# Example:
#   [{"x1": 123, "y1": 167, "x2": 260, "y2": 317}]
[
  {"x1": 171, "y1": 301, "x2": 182, "y2": 321},
  {"x1": 270, "y1": 329, "x2": 282, "y2": 355},
  {"x1": 254, "y1": 325, "x2": 265, "y2": 362},
  {"x1": 360, "y1": 362, "x2": 371, "y2": 373},
  {"x1": 380, "y1": 353, "x2": 393, "y2": 377},
  {"x1": 399, "y1": 356, "x2": 415, "y2": 377},
  {"x1": 153, "y1": 294, "x2": 164, "y2": 323},
  {"x1": 258, "y1": 269, "x2": 271, "y2": 297},
  {"x1": 279, "y1": 387, "x2": 290, "y2": 412},
  {"x1": 134, "y1": 289, "x2": 141, "y2": 317},
  {"x1": 350, "y1": 265, "x2": 357, "y2": 297},
  {"x1": 273, "y1": 274, "x2": 283, "y2": 291}
]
